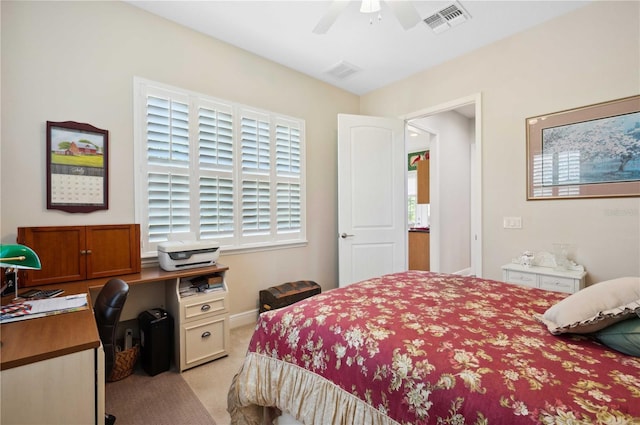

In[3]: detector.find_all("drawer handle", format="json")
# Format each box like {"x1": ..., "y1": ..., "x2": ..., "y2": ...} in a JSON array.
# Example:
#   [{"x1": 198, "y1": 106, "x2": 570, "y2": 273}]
[
  {"x1": 201, "y1": 304, "x2": 211, "y2": 312},
  {"x1": 517, "y1": 275, "x2": 533, "y2": 282},
  {"x1": 201, "y1": 331, "x2": 211, "y2": 338}
]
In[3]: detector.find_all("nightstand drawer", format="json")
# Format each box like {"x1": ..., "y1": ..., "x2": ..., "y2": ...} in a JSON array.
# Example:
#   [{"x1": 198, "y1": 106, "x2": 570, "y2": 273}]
[
  {"x1": 539, "y1": 275, "x2": 575, "y2": 293},
  {"x1": 504, "y1": 270, "x2": 537, "y2": 287},
  {"x1": 502, "y1": 263, "x2": 586, "y2": 294}
]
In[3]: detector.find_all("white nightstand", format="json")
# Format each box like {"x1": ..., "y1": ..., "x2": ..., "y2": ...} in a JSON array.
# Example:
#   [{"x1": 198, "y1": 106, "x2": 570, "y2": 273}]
[{"x1": 501, "y1": 263, "x2": 586, "y2": 294}]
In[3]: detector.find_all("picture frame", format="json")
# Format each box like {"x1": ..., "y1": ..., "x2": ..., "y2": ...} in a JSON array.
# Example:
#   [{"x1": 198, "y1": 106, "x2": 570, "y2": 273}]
[
  {"x1": 526, "y1": 95, "x2": 640, "y2": 200},
  {"x1": 408, "y1": 150, "x2": 428, "y2": 171},
  {"x1": 46, "y1": 121, "x2": 109, "y2": 213}
]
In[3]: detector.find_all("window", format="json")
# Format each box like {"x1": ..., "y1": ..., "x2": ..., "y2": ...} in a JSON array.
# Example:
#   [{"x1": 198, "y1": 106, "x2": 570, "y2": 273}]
[
  {"x1": 134, "y1": 78, "x2": 306, "y2": 257},
  {"x1": 407, "y1": 171, "x2": 417, "y2": 226}
]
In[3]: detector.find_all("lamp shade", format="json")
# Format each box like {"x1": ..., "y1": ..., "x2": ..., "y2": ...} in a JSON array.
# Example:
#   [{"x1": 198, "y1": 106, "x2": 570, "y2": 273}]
[{"x1": 0, "y1": 244, "x2": 42, "y2": 270}]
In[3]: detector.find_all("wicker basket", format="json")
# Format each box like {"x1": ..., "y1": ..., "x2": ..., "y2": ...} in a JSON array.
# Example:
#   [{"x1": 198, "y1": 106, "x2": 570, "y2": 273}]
[{"x1": 109, "y1": 342, "x2": 140, "y2": 382}]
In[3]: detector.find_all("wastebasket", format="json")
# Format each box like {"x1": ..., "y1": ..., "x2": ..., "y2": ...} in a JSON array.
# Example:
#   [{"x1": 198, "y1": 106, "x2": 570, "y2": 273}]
[{"x1": 138, "y1": 308, "x2": 173, "y2": 376}]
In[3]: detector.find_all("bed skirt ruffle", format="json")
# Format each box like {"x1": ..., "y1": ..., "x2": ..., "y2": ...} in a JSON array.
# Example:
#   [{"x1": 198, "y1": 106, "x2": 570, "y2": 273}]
[{"x1": 228, "y1": 352, "x2": 400, "y2": 425}]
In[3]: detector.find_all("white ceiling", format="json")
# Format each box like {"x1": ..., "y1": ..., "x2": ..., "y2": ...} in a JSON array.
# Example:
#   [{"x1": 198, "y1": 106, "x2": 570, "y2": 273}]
[{"x1": 126, "y1": 0, "x2": 590, "y2": 96}]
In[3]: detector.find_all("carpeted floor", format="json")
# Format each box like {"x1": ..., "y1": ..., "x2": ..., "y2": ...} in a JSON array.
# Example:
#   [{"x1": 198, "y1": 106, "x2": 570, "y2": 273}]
[
  {"x1": 105, "y1": 324, "x2": 255, "y2": 425},
  {"x1": 182, "y1": 323, "x2": 256, "y2": 425},
  {"x1": 105, "y1": 368, "x2": 216, "y2": 425}
]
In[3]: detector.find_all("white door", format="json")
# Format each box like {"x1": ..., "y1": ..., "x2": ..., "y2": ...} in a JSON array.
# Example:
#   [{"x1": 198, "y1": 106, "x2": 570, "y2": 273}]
[{"x1": 338, "y1": 114, "x2": 406, "y2": 287}]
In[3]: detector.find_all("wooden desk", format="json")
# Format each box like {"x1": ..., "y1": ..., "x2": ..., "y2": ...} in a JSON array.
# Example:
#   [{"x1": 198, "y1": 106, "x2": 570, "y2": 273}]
[
  {"x1": 1, "y1": 308, "x2": 99, "y2": 370},
  {"x1": 0, "y1": 264, "x2": 229, "y2": 424},
  {"x1": 1, "y1": 264, "x2": 229, "y2": 370},
  {"x1": 1, "y1": 284, "x2": 103, "y2": 424},
  {"x1": 1, "y1": 282, "x2": 99, "y2": 370}
]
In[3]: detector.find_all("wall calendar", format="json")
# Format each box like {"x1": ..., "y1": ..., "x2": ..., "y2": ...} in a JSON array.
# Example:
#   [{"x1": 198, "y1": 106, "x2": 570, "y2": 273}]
[{"x1": 46, "y1": 121, "x2": 109, "y2": 213}]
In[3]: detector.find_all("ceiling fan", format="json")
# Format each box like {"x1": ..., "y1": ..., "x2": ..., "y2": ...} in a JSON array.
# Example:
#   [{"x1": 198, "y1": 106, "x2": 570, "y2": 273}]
[{"x1": 312, "y1": 0, "x2": 422, "y2": 34}]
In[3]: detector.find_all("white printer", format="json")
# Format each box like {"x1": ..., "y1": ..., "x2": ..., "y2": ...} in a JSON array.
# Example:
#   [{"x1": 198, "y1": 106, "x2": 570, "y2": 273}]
[{"x1": 158, "y1": 240, "x2": 220, "y2": 271}]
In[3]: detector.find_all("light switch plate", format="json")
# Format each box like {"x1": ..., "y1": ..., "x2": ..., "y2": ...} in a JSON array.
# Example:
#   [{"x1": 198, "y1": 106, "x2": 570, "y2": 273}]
[{"x1": 503, "y1": 216, "x2": 522, "y2": 229}]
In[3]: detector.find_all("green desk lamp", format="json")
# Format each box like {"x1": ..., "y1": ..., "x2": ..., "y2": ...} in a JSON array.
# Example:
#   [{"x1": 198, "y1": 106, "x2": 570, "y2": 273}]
[{"x1": 0, "y1": 244, "x2": 42, "y2": 299}]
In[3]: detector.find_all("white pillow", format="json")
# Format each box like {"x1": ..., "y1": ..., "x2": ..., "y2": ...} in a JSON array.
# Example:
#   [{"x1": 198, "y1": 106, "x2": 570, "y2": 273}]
[{"x1": 535, "y1": 277, "x2": 640, "y2": 335}]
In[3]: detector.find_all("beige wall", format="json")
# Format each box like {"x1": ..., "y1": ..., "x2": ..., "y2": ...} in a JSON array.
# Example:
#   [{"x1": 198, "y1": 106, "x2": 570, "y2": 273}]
[
  {"x1": 361, "y1": 1, "x2": 640, "y2": 284},
  {"x1": 1, "y1": 1, "x2": 359, "y2": 318}
]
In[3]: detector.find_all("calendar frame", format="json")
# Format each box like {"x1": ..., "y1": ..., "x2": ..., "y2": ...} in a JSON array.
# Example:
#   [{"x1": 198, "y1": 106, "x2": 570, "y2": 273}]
[{"x1": 46, "y1": 121, "x2": 109, "y2": 213}]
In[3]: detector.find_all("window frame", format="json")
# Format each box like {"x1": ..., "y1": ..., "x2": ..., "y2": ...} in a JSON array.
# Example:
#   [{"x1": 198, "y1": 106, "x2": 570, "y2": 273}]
[{"x1": 134, "y1": 77, "x2": 307, "y2": 258}]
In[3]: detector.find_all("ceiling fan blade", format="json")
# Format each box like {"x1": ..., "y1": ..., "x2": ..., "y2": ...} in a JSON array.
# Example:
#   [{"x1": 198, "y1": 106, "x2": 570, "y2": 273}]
[
  {"x1": 386, "y1": 0, "x2": 422, "y2": 30},
  {"x1": 312, "y1": 0, "x2": 351, "y2": 34}
]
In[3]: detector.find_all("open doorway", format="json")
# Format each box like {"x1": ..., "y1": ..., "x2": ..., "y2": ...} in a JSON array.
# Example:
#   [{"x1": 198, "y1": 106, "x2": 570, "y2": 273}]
[
  {"x1": 406, "y1": 128, "x2": 432, "y2": 272},
  {"x1": 404, "y1": 94, "x2": 482, "y2": 277}
]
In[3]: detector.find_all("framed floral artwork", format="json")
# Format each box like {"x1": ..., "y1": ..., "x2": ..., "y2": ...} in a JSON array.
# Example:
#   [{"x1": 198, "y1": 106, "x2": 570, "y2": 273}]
[{"x1": 526, "y1": 95, "x2": 640, "y2": 200}]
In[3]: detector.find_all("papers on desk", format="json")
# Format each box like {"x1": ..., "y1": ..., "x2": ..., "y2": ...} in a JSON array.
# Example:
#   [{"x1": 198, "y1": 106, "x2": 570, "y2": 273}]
[{"x1": 0, "y1": 294, "x2": 89, "y2": 323}]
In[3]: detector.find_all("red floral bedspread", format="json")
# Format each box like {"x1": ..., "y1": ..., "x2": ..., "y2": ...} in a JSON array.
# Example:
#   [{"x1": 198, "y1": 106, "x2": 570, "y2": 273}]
[{"x1": 240, "y1": 272, "x2": 640, "y2": 424}]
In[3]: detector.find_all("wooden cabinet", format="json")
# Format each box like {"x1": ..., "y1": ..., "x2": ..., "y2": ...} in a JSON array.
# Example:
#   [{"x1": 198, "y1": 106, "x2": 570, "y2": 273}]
[
  {"x1": 417, "y1": 159, "x2": 430, "y2": 204},
  {"x1": 408, "y1": 231, "x2": 430, "y2": 271},
  {"x1": 17, "y1": 224, "x2": 140, "y2": 287},
  {"x1": 166, "y1": 265, "x2": 230, "y2": 372},
  {"x1": 501, "y1": 264, "x2": 586, "y2": 294}
]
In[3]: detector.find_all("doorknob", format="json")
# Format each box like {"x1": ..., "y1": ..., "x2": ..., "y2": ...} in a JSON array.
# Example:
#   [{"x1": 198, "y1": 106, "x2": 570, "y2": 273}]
[{"x1": 340, "y1": 233, "x2": 354, "y2": 239}]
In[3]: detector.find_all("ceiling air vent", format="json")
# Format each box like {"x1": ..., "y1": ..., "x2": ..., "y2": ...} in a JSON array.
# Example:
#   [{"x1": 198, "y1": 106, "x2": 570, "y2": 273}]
[
  {"x1": 423, "y1": 1, "x2": 470, "y2": 34},
  {"x1": 325, "y1": 61, "x2": 361, "y2": 80}
]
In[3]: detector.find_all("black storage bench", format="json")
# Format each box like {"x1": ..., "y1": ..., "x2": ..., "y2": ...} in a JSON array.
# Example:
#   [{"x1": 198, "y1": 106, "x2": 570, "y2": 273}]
[{"x1": 259, "y1": 281, "x2": 321, "y2": 314}]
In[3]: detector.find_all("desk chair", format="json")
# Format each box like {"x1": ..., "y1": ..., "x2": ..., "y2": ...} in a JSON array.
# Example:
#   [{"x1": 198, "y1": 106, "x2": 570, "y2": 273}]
[{"x1": 94, "y1": 278, "x2": 129, "y2": 425}]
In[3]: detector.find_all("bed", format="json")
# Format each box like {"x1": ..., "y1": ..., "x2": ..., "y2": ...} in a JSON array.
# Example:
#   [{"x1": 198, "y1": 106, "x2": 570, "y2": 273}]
[{"x1": 228, "y1": 271, "x2": 640, "y2": 424}]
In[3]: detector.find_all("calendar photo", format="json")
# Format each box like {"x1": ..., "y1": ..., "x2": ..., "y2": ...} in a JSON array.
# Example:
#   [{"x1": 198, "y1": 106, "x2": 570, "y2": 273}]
[{"x1": 46, "y1": 121, "x2": 109, "y2": 213}]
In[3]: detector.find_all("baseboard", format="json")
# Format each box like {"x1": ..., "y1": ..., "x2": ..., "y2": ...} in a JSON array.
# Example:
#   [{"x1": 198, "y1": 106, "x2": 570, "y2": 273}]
[
  {"x1": 230, "y1": 309, "x2": 258, "y2": 329},
  {"x1": 452, "y1": 267, "x2": 472, "y2": 276}
]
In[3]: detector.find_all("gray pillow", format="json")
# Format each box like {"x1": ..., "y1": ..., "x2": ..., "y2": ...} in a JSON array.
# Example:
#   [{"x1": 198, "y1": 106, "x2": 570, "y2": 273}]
[{"x1": 534, "y1": 277, "x2": 640, "y2": 335}]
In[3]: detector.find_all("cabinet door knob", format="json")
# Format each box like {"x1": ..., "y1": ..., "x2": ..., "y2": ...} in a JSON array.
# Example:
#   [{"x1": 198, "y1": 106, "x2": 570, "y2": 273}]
[
  {"x1": 201, "y1": 331, "x2": 211, "y2": 338},
  {"x1": 201, "y1": 304, "x2": 211, "y2": 311}
]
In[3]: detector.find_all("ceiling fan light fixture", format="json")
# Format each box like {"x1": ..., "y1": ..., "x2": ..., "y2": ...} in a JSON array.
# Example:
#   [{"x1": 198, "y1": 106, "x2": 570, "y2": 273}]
[{"x1": 360, "y1": 0, "x2": 381, "y2": 14}]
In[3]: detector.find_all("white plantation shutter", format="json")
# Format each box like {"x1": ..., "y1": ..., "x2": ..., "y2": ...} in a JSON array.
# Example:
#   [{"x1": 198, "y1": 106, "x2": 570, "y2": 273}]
[
  {"x1": 276, "y1": 123, "x2": 301, "y2": 175},
  {"x1": 241, "y1": 179, "x2": 271, "y2": 236},
  {"x1": 198, "y1": 103, "x2": 234, "y2": 169},
  {"x1": 275, "y1": 119, "x2": 302, "y2": 234},
  {"x1": 241, "y1": 113, "x2": 270, "y2": 171},
  {"x1": 135, "y1": 78, "x2": 306, "y2": 257},
  {"x1": 148, "y1": 172, "x2": 191, "y2": 242},
  {"x1": 146, "y1": 96, "x2": 190, "y2": 166},
  {"x1": 277, "y1": 182, "x2": 301, "y2": 232},
  {"x1": 198, "y1": 101, "x2": 235, "y2": 241},
  {"x1": 240, "y1": 110, "x2": 271, "y2": 239},
  {"x1": 144, "y1": 90, "x2": 191, "y2": 244},
  {"x1": 199, "y1": 176, "x2": 234, "y2": 238}
]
